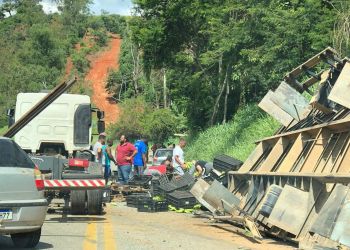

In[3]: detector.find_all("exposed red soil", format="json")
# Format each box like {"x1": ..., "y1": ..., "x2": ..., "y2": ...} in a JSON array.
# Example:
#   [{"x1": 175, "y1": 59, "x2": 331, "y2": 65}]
[
  {"x1": 65, "y1": 35, "x2": 121, "y2": 125},
  {"x1": 86, "y1": 36, "x2": 121, "y2": 125}
]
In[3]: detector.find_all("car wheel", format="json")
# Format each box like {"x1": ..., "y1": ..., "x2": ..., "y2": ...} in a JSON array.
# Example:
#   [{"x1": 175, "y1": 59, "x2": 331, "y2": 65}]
[{"x1": 11, "y1": 228, "x2": 41, "y2": 248}]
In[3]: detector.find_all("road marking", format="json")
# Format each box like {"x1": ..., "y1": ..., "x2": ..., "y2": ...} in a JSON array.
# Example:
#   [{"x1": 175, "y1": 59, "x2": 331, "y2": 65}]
[
  {"x1": 83, "y1": 221, "x2": 97, "y2": 250},
  {"x1": 104, "y1": 216, "x2": 117, "y2": 249}
]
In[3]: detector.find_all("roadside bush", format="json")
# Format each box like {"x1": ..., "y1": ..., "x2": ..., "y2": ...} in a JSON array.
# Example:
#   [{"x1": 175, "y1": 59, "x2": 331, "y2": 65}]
[
  {"x1": 143, "y1": 109, "x2": 178, "y2": 143},
  {"x1": 107, "y1": 96, "x2": 182, "y2": 143},
  {"x1": 71, "y1": 50, "x2": 90, "y2": 73},
  {"x1": 92, "y1": 28, "x2": 108, "y2": 47},
  {"x1": 108, "y1": 97, "x2": 152, "y2": 140}
]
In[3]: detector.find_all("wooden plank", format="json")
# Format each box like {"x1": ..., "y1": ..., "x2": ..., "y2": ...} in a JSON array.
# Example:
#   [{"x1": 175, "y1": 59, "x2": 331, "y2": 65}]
[
  {"x1": 299, "y1": 129, "x2": 331, "y2": 173},
  {"x1": 258, "y1": 137, "x2": 290, "y2": 172},
  {"x1": 239, "y1": 142, "x2": 271, "y2": 172},
  {"x1": 277, "y1": 133, "x2": 311, "y2": 173},
  {"x1": 258, "y1": 90, "x2": 294, "y2": 126},
  {"x1": 329, "y1": 62, "x2": 350, "y2": 109}
]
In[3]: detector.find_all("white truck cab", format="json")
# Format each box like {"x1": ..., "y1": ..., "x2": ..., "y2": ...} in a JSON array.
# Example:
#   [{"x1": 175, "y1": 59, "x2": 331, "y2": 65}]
[{"x1": 13, "y1": 93, "x2": 101, "y2": 156}]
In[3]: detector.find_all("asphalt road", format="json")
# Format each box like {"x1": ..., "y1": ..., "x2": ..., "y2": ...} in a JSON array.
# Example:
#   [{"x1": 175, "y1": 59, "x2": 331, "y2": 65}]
[{"x1": 0, "y1": 202, "x2": 295, "y2": 250}]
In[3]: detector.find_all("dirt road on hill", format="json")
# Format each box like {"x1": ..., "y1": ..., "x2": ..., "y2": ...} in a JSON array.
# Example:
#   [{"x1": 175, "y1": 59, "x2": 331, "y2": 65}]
[{"x1": 86, "y1": 36, "x2": 121, "y2": 125}]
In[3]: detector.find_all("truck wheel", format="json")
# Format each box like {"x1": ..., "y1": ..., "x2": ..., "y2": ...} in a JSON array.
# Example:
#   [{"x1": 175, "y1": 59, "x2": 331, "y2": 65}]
[
  {"x1": 87, "y1": 190, "x2": 102, "y2": 215},
  {"x1": 11, "y1": 228, "x2": 41, "y2": 248},
  {"x1": 71, "y1": 190, "x2": 86, "y2": 215}
]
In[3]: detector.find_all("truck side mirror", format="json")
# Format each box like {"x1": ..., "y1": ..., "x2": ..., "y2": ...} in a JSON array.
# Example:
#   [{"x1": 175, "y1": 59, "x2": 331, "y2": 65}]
[
  {"x1": 97, "y1": 120, "x2": 105, "y2": 134},
  {"x1": 97, "y1": 110, "x2": 104, "y2": 120},
  {"x1": 7, "y1": 108, "x2": 14, "y2": 117},
  {"x1": 6, "y1": 108, "x2": 15, "y2": 128}
]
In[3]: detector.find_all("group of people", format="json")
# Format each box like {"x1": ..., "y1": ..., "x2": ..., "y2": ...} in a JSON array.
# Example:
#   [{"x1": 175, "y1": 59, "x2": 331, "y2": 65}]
[
  {"x1": 92, "y1": 134, "x2": 213, "y2": 185},
  {"x1": 92, "y1": 133, "x2": 148, "y2": 185}
]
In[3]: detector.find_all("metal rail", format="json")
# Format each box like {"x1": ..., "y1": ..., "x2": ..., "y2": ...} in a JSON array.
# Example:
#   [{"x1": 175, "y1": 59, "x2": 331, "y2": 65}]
[{"x1": 3, "y1": 77, "x2": 77, "y2": 138}]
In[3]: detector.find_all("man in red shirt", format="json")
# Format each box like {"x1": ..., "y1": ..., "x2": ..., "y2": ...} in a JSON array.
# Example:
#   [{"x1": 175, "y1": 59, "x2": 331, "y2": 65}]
[{"x1": 116, "y1": 134, "x2": 137, "y2": 184}]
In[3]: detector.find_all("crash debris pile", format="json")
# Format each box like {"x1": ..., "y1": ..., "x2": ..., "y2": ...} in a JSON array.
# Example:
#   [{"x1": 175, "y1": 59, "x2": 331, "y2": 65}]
[
  {"x1": 214, "y1": 47, "x2": 350, "y2": 249},
  {"x1": 121, "y1": 173, "x2": 198, "y2": 213},
  {"x1": 210, "y1": 155, "x2": 243, "y2": 187}
]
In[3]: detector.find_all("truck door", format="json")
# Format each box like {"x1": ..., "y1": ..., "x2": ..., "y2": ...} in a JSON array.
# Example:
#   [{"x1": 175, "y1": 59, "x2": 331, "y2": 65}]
[{"x1": 74, "y1": 104, "x2": 91, "y2": 144}]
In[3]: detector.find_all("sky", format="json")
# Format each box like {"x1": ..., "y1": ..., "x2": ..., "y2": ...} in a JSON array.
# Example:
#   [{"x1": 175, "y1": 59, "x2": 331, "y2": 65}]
[{"x1": 40, "y1": 0, "x2": 134, "y2": 16}]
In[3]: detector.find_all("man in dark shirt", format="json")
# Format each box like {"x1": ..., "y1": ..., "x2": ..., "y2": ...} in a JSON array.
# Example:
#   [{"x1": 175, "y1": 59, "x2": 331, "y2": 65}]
[{"x1": 193, "y1": 160, "x2": 213, "y2": 177}]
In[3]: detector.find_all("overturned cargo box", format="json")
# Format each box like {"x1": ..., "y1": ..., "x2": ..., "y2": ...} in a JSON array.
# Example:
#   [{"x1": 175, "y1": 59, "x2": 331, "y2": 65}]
[{"x1": 228, "y1": 48, "x2": 350, "y2": 249}]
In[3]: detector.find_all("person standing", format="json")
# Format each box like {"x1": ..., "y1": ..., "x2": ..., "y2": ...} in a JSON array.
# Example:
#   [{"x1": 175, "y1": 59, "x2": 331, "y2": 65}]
[
  {"x1": 93, "y1": 133, "x2": 106, "y2": 163},
  {"x1": 151, "y1": 144, "x2": 157, "y2": 157},
  {"x1": 133, "y1": 138, "x2": 148, "y2": 176},
  {"x1": 116, "y1": 135, "x2": 137, "y2": 184},
  {"x1": 102, "y1": 139, "x2": 116, "y2": 184},
  {"x1": 172, "y1": 138, "x2": 186, "y2": 176}
]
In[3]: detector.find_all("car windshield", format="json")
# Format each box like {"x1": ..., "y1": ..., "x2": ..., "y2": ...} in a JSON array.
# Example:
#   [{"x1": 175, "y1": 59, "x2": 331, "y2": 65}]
[
  {"x1": 0, "y1": 139, "x2": 35, "y2": 168},
  {"x1": 155, "y1": 150, "x2": 173, "y2": 158}
]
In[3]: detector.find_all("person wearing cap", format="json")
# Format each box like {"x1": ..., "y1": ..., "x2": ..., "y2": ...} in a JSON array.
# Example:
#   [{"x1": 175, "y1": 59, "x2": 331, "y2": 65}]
[
  {"x1": 191, "y1": 160, "x2": 213, "y2": 177},
  {"x1": 93, "y1": 133, "x2": 106, "y2": 163}
]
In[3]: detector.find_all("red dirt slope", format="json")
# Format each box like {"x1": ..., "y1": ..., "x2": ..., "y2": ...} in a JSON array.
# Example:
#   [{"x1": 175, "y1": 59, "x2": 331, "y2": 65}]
[{"x1": 85, "y1": 36, "x2": 121, "y2": 125}]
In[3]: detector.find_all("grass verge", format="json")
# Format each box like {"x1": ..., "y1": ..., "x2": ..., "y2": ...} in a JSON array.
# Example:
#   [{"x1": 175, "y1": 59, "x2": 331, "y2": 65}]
[{"x1": 185, "y1": 104, "x2": 280, "y2": 162}]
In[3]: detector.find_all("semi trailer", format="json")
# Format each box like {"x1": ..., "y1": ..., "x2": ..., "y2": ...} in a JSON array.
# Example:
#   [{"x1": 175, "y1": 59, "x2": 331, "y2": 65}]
[{"x1": 4, "y1": 78, "x2": 109, "y2": 215}]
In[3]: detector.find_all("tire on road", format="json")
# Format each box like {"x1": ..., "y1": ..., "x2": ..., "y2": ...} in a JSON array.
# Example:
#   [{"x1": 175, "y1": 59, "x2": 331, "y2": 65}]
[
  {"x1": 70, "y1": 190, "x2": 86, "y2": 215},
  {"x1": 11, "y1": 228, "x2": 41, "y2": 248},
  {"x1": 87, "y1": 190, "x2": 103, "y2": 215}
]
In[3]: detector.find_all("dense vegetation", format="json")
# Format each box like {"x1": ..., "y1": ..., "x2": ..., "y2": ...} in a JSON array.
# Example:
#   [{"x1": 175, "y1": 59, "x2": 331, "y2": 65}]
[
  {"x1": 0, "y1": 0, "x2": 124, "y2": 127},
  {"x1": 107, "y1": 0, "x2": 350, "y2": 136},
  {"x1": 185, "y1": 105, "x2": 280, "y2": 161},
  {"x1": 2, "y1": 0, "x2": 350, "y2": 149}
]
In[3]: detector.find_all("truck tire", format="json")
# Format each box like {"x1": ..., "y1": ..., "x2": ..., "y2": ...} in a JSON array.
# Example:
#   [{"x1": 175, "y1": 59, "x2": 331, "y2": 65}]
[
  {"x1": 71, "y1": 190, "x2": 86, "y2": 215},
  {"x1": 87, "y1": 190, "x2": 102, "y2": 215},
  {"x1": 11, "y1": 228, "x2": 41, "y2": 248}
]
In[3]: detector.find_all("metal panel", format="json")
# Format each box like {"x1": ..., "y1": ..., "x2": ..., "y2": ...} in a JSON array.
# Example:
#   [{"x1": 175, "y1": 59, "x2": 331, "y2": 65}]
[
  {"x1": 258, "y1": 90, "x2": 294, "y2": 126},
  {"x1": 202, "y1": 180, "x2": 240, "y2": 212},
  {"x1": 267, "y1": 185, "x2": 311, "y2": 235},
  {"x1": 299, "y1": 129, "x2": 331, "y2": 172},
  {"x1": 310, "y1": 184, "x2": 348, "y2": 238},
  {"x1": 239, "y1": 142, "x2": 270, "y2": 172},
  {"x1": 271, "y1": 81, "x2": 309, "y2": 120},
  {"x1": 329, "y1": 62, "x2": 350, "y2": 109},
  {"x1": 258, "y1": 137, "x2": 290, "y2": 172},
  {"x1": 278, "y1": 133, "x2": 310, "y2": 173},
  {"x1": 331, "y1": 190, "x2": 350, "y2": 246},
  {"x1": 190, "y1": 178, "x2": 216, "y2": 213}
]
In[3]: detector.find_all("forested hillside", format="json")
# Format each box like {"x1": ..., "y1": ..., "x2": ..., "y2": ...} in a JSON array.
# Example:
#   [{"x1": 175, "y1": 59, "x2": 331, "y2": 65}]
[
  {"x1": 0, "y1": 0, "x2": 124, "y2": 128},
  {"x1": 2, "y1": 0, "x2": 350, "y2": 147},
  {"x1": 107, "y1": 0, "x2": 350, "y2": 137}
]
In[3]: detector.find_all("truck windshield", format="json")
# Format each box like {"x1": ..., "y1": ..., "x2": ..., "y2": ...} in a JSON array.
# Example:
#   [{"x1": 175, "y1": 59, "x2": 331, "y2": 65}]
[{"x1": 0, "y1": 139, "x2": 35, "y2": 168}]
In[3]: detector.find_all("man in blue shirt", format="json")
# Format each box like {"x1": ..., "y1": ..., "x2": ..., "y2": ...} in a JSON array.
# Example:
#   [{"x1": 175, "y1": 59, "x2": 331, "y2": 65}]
[{"x1": 133, "y1": 138, "x2": 148, "y2": 176}]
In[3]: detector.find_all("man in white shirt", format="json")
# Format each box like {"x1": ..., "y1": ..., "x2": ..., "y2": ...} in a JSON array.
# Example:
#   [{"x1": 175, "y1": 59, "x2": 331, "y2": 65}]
[
  {"x1": 172, "y1": 138, "x2": 186, "y2": 175},
  {"x1": 93, "y1": 133, "x2": 106, "y2": 163}
]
